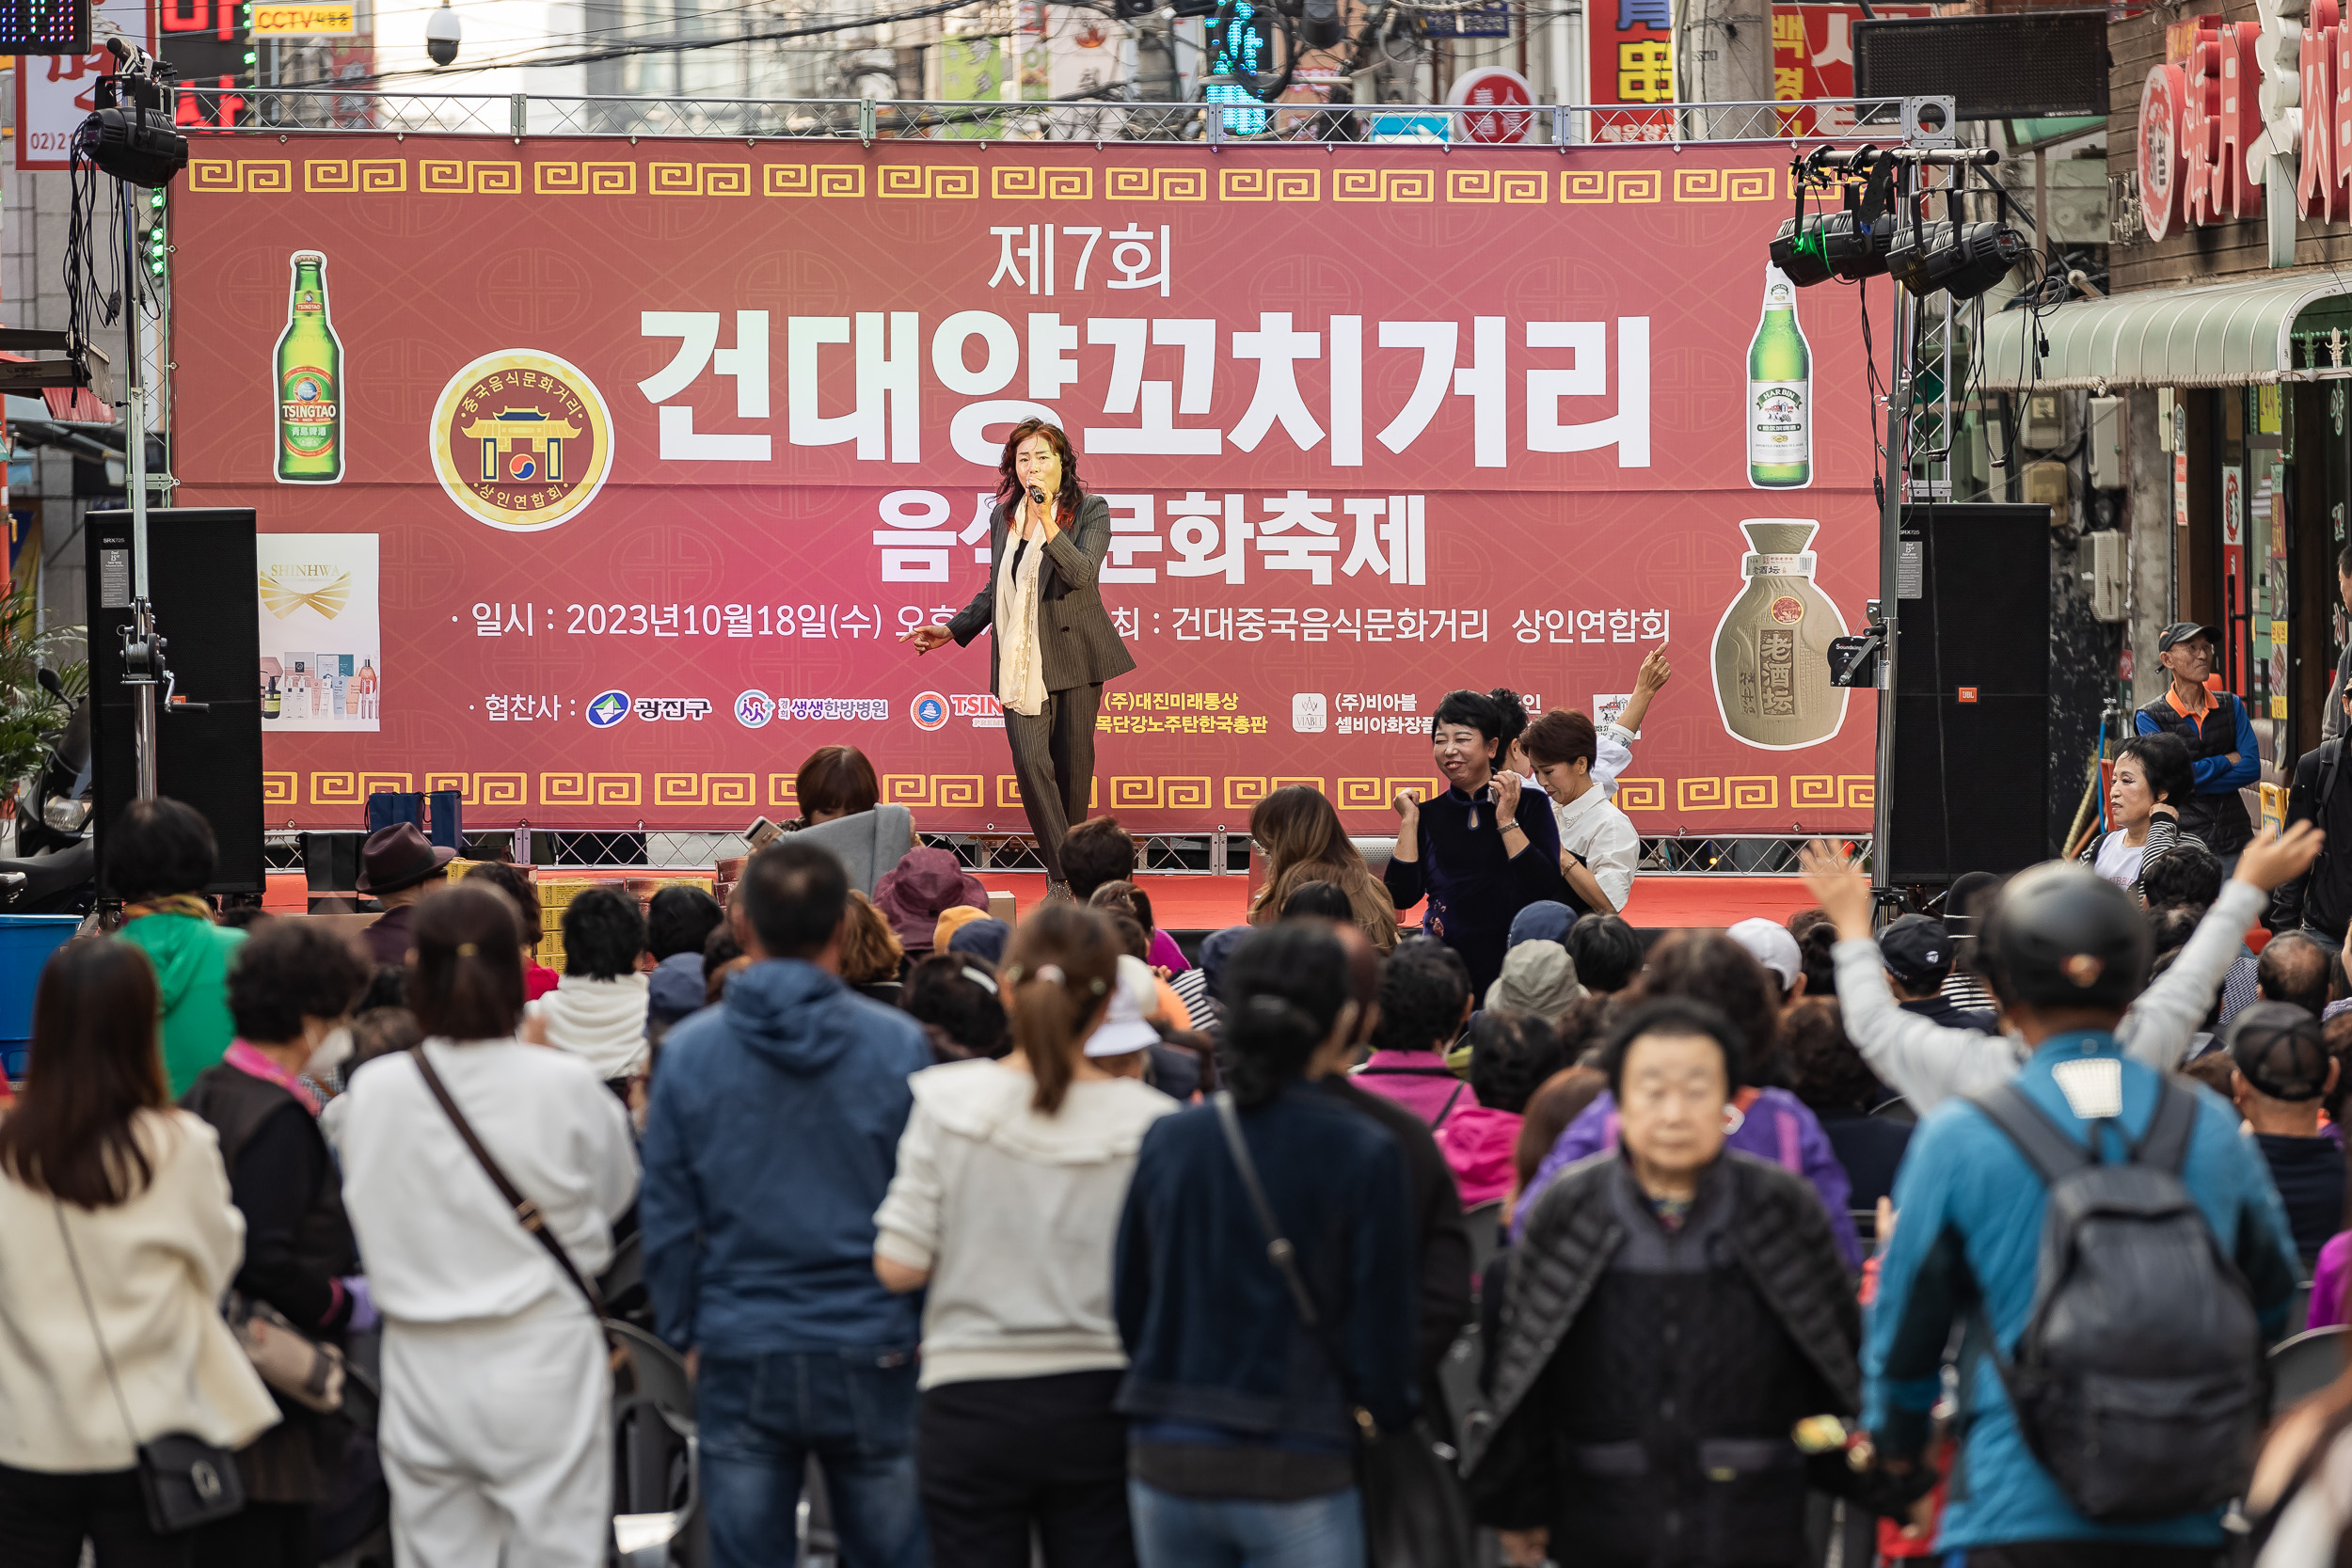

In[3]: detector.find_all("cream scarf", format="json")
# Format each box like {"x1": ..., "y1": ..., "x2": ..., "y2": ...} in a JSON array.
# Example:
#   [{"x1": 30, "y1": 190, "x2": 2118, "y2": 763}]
[{"x1": 995, "y1": 520, "x2": 1049, "y2": 717}]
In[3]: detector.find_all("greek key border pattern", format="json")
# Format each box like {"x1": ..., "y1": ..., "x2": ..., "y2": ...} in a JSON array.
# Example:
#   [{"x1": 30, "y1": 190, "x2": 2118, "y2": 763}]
[
  {"x1": 188, "y1": 155, "x2": 1786, "y2": 206},
  {"x1": 293, "y1": 769, "x2": 1870, "y2": 811}
]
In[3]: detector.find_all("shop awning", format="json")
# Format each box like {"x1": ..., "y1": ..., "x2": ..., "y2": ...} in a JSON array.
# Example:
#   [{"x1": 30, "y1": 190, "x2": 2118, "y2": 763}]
[{"x1": 1978, "y1": 271, "x2": 2352, "y2": 391}]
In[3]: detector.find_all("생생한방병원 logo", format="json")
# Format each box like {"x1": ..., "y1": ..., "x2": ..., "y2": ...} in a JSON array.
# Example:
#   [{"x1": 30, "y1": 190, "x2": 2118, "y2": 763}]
[{"x1": 429, "y1": 350, "x2": 614, "y2": 532}]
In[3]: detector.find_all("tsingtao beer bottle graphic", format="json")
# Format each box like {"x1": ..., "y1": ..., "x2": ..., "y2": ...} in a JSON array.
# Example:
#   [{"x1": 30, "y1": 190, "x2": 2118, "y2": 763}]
[
  {"x1": 1747, "y1": 264, "x2": 1811, "y2": 490},
  {"x1": 276, "y1": 251, "x2": 343, "y2": 484}
]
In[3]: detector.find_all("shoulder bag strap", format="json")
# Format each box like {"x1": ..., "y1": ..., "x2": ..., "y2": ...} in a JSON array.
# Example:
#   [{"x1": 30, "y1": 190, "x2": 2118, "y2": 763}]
[
  {"x1": 409, "y1": 1044, "x2": 604, "y2": 1319},
  {"x1": 54, "y1": 1200, "x2": 144, "y2": 1453},
  {"x1": 1967, "y1": 1082, "x2": 2093, "y2": 1186},
  {"x1": 1212, "y1": 1092, "x2": 1383, "y2": 1438},
  {"x1": 1213, "y1": 1091, "x2": 1324, "y2": 1330},
  {"x1": 1428, "y1": 1081, "x2": 1466, "y2": 1132}
]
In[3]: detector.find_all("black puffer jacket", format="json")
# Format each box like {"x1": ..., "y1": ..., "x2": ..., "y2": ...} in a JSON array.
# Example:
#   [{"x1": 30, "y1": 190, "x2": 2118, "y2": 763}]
[{"x1": 1464, "y1": 1150, "x2": 1866, "y2": 1568}]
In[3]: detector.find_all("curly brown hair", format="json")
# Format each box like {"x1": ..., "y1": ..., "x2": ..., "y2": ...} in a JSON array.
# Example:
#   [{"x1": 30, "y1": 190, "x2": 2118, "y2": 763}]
[
  {"x1": 995, "y1": 419, "x2": 1085, "y2": 523},
  {"x1": 838, "y1": 890, "x2": 906, "y2": 987}
]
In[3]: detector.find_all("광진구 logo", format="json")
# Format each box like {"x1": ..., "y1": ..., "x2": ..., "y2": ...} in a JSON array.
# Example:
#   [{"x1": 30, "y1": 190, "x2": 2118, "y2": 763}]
[
  {"x1": 428, "y1": 350, "x2": 614, "y2": 532},
  {"x1": 586, "y1": 689, "x2": 630, "y2": 728}
]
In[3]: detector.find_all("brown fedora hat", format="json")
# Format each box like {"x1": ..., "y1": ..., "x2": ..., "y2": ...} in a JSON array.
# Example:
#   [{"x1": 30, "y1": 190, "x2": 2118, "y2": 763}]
[{"x1": 357, "y1": 821, "x2": 457, "y2": 895}]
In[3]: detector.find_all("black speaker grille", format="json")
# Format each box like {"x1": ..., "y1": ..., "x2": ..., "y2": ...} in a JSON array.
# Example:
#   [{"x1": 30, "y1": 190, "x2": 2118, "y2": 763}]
[
  {"x1": 1854, "y1": 11, "x2": 2108, "y2": 119},
  {"x1": 86, "y1": 509, "x2": 265, "y2": 897},
  {"x1": 1889, "y1": 504, "x2": 2055, "y2": 883}
]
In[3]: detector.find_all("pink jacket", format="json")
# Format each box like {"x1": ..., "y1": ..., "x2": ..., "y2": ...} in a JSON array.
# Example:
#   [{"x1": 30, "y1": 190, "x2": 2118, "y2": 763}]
[
  {"x1": 1350, "y1": 1052, "x2": 1470, "y2": 1130},
  {"x1": 1436, "y1": 1105, "x2": 1521, "y2": 1211}
]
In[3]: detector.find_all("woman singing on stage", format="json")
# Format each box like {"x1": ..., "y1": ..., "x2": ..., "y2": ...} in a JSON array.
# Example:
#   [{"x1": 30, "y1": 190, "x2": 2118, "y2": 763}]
[{"x1": 899, "y1": 420, "x2": 1134, "y2": 901}]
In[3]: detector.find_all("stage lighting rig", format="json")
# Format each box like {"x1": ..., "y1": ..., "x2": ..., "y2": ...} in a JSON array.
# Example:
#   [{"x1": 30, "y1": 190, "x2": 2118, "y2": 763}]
[
  {"x1": 71, "y1": 40, "x2": 187, "y2": 188},
  {"x1": 1772, "y1": 145, "x2": 1899, "y2": 286},
  {"x1": 1887, "y1": 217, "x2": 2027, "y2": 302}
]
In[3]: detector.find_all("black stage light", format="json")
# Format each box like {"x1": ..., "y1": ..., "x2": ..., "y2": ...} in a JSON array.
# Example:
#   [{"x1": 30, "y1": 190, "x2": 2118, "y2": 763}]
[
  {"x1": 1886, "y1": 219, "x2": 2028, "y2": 301},
  {"x1": 1771, "y1": 209, "x2": 1895, "y2": 286},
  {"x1": 72, "y1": 93, "x2": 186, "y2": 187}
]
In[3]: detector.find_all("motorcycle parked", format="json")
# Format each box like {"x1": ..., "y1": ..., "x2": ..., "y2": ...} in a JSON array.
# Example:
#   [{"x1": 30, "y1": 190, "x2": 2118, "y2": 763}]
[{"x1": 0, "y1": 668, "x2": 95, "y2": 913}]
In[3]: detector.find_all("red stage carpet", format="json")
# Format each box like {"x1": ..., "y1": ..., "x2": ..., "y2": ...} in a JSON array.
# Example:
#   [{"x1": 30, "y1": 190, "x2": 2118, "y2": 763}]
[
  {"x1": 961, "y1": 874, "x2": 1820, "y2": 930},
  {"x1": 268, "y1": 869, "x2": 1819, "y2": 931}
]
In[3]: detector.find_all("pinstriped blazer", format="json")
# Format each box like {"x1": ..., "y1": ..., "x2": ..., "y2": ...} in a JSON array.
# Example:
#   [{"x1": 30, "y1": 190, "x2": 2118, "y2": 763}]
[{"x1": 946, "y1": 492, "x2": 1136, "y2": 696}]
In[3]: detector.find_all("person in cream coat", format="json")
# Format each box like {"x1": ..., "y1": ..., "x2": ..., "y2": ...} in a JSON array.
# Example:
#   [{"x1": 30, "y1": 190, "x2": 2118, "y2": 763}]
[{"x1": 0, "y1": 939, "x2": 278, "y2": 1565}]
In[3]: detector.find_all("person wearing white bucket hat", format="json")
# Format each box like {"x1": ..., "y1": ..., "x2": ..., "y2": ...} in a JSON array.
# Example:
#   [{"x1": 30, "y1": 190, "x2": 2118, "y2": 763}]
[{"x1": 1085, "y1": 956, "x2": 1167, "y2": 1079}]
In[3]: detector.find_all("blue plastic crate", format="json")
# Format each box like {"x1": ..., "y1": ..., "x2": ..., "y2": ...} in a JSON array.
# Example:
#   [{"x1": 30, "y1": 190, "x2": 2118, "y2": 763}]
[{"x1": 0, "y1": 914, "x2": 83, "y2": 1078}]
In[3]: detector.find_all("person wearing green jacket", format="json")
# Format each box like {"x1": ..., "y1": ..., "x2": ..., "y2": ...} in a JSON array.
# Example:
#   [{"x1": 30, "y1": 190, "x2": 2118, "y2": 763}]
[{"x1": 112, "y1": 798, "x2": 245, "y2": 1097}]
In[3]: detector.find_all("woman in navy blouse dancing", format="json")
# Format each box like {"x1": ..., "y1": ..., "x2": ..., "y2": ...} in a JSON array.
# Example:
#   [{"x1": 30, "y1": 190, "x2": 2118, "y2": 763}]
[{"x1": 1382, "y1": 688, "x2": 1583, "y2": 997}]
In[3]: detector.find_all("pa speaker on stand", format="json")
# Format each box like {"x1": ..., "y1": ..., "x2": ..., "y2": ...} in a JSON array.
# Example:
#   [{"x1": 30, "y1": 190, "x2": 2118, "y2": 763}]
[
  {"x1": 85, "y1": 507, "x2": 264, "y2": 899},
  {"x1": 1882, "y1": 502, "x2": 2055, "y2": 887}
]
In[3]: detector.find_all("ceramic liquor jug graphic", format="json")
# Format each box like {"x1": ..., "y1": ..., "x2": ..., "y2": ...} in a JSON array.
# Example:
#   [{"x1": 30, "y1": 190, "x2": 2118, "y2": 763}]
[{"x1": 1710, "y1": 518, "x2": 1849, "y2": 750}]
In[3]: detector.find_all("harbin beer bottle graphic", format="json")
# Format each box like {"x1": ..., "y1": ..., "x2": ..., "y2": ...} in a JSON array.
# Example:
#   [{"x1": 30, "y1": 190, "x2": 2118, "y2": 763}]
[
  {"x1": 276, "y1": 251, "x2": 342, "y2": 483},
  {"x1": 1748, "y1": 263, "x2": 1811, "y2": 489},
  {"x1": 1711, "y1": 519, "x2": 1849, "y2": 749}
]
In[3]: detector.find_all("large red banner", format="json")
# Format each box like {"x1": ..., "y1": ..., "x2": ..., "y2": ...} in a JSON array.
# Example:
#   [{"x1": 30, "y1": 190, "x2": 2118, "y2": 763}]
[{"x1": 170, "y1": 138, "x2": 1879, "y2": 834}]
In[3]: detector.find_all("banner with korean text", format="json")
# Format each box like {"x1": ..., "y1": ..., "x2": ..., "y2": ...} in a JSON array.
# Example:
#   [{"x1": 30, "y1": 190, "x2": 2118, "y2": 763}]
[{"x1": 169, "y1": 139, "x2": 1878, "y2": 833}]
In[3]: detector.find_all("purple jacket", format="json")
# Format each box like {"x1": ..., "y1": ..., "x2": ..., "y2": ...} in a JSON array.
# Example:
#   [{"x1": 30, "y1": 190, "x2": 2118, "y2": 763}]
[
  {"x1": 2312, "y1": 1230, "x2": 2352, "y2": 1331},
  {"x1": 1517, "y1": 1085, "x2": 1863, "y2": 1269}
]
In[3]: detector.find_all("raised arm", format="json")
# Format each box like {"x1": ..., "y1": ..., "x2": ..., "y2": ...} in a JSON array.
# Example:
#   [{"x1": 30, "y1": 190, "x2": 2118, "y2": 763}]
[
  {"x1": 2117, "y1": 822, "x2": 2321, "y2": 1071},
  {"x1": 1804, "y1": 840, "x2": 2021, "y2": 1112},
  {"x1": 1612, "y1": 642, "x2": 1671, "y2": 736}
]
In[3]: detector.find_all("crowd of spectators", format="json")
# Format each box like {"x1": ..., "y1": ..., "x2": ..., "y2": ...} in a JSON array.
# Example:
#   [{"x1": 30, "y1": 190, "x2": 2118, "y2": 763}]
[{"x1": 21, "y1": 666, "x2": 2352, "y2": 1568}]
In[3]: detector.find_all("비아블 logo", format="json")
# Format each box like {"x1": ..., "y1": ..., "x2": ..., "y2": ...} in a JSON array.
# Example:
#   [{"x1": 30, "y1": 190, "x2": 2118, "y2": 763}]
[{"x1": 429, "y1": 350, "x2": 614, "y2": 532}]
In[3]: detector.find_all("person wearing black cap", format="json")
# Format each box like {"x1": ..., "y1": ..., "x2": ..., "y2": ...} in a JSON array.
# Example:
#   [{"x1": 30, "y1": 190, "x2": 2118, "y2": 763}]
[
  {"x1": 1936, "y1": 871, "x2": 2004, "y2": 1013},
  {"x1": 1878, "y1": 913, "x2": 1998, "y2": 1035},
  {"x1": 1865, "y1": 863, "x2": 2299, "y2": 1562},
  {"x1": 2134, "y1": 622, "x2": 2258, "y2": 866},
  {"x1": 2274, "y1": 669, "x2": 2352, "y2": 952},
  {"x1": 2226, "y1": 1000, "x2": 2345, "y2": 1266},
  {"x1": 356, "y1": 821, "x2": 456, "y2": 966}
]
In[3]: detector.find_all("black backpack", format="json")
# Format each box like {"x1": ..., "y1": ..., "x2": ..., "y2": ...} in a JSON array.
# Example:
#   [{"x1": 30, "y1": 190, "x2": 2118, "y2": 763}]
[{"x1": 1967, "y1": 1079, "x2": 2265, "y2": 1523}]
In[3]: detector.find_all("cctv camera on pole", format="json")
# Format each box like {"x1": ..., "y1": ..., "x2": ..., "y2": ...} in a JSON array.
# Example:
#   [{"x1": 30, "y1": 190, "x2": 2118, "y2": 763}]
[{"x1": 426, "y1": 2, "x2": 461, "y2": 67}]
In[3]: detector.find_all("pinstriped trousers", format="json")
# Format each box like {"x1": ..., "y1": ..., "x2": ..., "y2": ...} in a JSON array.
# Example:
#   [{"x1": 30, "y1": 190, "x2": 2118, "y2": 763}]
[{"x1": 1005, "y1": 682, "x2": 1102, "y2": 884}]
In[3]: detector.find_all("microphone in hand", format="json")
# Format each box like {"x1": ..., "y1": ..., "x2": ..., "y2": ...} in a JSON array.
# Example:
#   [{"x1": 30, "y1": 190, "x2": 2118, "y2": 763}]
[{"x1": 1029, "y1": 485, "x2": 1047, "y2": 507}]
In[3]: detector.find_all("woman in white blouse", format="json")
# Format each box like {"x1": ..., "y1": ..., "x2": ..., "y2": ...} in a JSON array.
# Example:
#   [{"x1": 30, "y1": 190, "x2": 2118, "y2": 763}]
[
  {"x1": 338, "y1": 881, "x2": 638, "y2": 1568},
  {"x1": 873, "y1": 904, "x2": 1177, "y2": 1567},
  {"x1": 0, "y1": 939, "x2": 277, "y2": 1566}
]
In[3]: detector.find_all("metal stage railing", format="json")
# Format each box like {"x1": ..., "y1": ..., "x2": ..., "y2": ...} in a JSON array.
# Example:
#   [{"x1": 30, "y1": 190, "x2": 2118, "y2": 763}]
[
  {"x1": 266, "y1": 829, "x2": 1865, "y2": 878},
  {"x1": 183, "y1": 88, "x2": 1931, "y2": 149}
]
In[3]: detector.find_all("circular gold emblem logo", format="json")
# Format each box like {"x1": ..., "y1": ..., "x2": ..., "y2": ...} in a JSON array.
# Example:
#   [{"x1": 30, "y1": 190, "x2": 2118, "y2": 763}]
[{"x1": 429, "y1": 350, "x2": 612, "y2": 531}]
